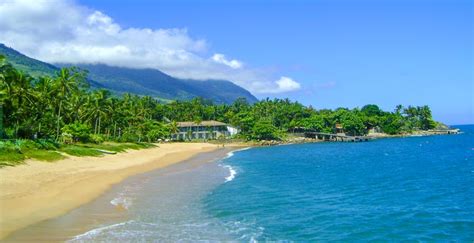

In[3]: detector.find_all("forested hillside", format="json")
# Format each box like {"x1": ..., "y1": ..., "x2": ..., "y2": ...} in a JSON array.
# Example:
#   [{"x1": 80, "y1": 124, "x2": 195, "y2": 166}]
[
  {"x1": 0, "y1": 44, "x2": 258, "y2": 104},
  {"x1": 64, "y1": 64, "x2": 258, "y2": 103}
]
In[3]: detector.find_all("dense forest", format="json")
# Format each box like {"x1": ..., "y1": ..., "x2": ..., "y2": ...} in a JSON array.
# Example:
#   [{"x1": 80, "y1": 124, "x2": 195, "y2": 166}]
[{"x1": 0, "y1": 55, "x2": 438, "y2": 143}]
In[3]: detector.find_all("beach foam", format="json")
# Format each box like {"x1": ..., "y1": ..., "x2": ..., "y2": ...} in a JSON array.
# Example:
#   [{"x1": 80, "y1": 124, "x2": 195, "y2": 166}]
[
  {"x1": 226, "y1": 151, "x2": 235, "y2": 159},
  {"x1": 220, "y1": 147, "x2": 251, "y2": 182},
  {"x1": 109, "y1": 183, "x2": 143, "y2": 210},
  {"x1": 225, "y1": 147, "x2": 251, "y2": 159},
  {"x1": 110, "y1": 195, "x2": 133, "y2": 210},
  {"x1": 68, "y1": 220, "x2": 134, "y2": 242},
  {"x1": 224, "y1": 165, "x2": 237, "y2": 182}
]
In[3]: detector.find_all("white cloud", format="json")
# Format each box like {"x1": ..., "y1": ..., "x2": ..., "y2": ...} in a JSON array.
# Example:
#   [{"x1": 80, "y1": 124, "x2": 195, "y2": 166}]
[
  {"x1": 255, "y1": 76, "x2": 301, "y2": 94},
  {"x1": 211, "y1": 53, "x2": 243, "y2": 69},
  {"x1": 0, "y1": 0, "x2": 301, "y2": 94},
  {"x1": 276, "y1": 76, "x2": 301, "y2": 92}
]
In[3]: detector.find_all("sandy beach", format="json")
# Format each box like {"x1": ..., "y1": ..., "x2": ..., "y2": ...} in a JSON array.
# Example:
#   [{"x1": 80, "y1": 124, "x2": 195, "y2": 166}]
[{"x1": 0, "y1": 143, "x2": 221, "y2": 239}]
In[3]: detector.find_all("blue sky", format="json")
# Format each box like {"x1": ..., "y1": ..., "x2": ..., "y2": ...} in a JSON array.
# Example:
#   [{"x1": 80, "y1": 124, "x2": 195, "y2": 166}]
[
  {"x1": 1, "y1": 0, "x2": 471, "y2": 124},
  {"x1": 78, "y1": 0, "x2": 473, "y2": 125}
]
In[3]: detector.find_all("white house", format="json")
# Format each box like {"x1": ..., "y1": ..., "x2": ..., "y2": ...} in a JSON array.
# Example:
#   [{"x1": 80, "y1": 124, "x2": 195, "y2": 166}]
[{"x1": 172, "y1": 120, "x2": 239, "y2": 140}]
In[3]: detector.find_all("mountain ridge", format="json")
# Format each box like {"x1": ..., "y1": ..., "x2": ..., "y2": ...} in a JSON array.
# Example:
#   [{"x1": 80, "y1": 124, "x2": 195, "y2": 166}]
[{"x1": 0, "y1": 43, "x2": 258, "y2": 104}]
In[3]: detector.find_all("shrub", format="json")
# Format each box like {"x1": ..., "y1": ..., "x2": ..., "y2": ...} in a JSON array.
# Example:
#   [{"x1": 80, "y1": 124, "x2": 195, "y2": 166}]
[
  {"x1": 119, "y1": 132, "x2": 139, "y2": 143},
  {"x1": 61, "y1": 122, "x2": 91, "y2": 143},
  {"x1": 34, "y1": 139, "x2": 60, "y2": 150},
  {"x1": 89, "y1": 134, "x2": 104, "y2": 144},
  {"x1": 60, "y1": 133, "x2": 74, "y2": 144}
]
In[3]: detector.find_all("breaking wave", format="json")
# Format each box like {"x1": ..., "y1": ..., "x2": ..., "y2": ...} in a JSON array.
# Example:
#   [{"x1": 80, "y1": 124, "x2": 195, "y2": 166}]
[
  {"x1": 68, "y1": 220, "x2": 135, "y2": 242},
  {"x1": 224, "y1": 165, "x2": 237, "y2": 182}
]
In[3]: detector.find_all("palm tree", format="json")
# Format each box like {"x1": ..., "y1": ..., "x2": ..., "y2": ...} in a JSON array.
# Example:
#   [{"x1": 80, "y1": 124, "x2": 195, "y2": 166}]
[
  {"x1": 168, "y1": 121, "x2": 179, "y2": 137},
  {"x1": 53, "y1": 68, "x2": 80, "y2": 140},
  {"x1": 33, "y1": 76, "x2": 55, "y2": 136},
  {"x1": 84, "y1": 89, "x2": 111, "y2": 135},
  {"x1": 0, "y1": 88, "x2": 5, "y2": 138},
  {"x1": 8, "y1": 70, "x2": 36, "y2": 137},
  {"x1": 0, "y1": 55, "x2": 9, "y2": 138}
]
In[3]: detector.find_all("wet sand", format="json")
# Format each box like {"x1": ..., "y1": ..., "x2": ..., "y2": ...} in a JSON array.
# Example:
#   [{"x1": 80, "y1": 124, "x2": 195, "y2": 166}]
[
  {"x1": 3, "y1": 147, "x2": 236, "y2": 242},
  {"x1": 0, "y1": 143, "x2": 223, "y2": 239}
]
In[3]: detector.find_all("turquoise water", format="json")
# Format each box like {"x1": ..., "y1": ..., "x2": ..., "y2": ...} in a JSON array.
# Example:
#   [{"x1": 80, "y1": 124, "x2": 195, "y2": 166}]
[
  {"x1": 39, "y1": 125, "x2": 473, "y2": 242},
  {"x1": 205, "y1": 125, "x2": 474, "y2": 241}
]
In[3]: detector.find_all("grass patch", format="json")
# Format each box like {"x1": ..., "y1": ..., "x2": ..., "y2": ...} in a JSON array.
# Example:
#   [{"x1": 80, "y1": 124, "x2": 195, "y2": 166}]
[
  {"x1": 0, "y1": 140, "x2": 156, "y2": 167},
  {"x1": 115, "y1": 142, "x2": 155, "y2": 150},
  {"x1": 73, "y1": 142, "x2": 156, "y2": 153},
  {"x1": 0, "y1": 149, "x2": 25, "y2": 167},
  {"x1": 23, "y1": 149, "x2": 65, "y2": 162},
  {"x1": 59, "y1": 145, "x2": 103, "y2": 157},
  {"x1": 80, "y1": 143, "x2": 129, "y2": 153}
]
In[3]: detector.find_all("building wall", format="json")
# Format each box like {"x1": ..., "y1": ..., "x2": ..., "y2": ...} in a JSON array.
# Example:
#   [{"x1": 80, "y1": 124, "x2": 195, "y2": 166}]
[
  {"x1": 226, "y1": 126, "x2": 239, "y2": 136},
  {"x1": 172, "y1": 125, "x2": 237, "y2": 140}
]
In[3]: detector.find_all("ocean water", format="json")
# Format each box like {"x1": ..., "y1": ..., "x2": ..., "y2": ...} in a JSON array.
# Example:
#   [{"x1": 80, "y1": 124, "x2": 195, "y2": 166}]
[
  {"x1": 17, "y1": 125, "x2": 472, "y2": 242},
  {"x1": 204, "y1": 125, "x2": 474, "y2": 241}
]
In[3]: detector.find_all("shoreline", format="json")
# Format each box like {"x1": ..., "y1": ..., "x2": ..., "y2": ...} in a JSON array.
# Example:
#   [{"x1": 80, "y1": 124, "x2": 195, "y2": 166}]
[
  {"x1": 0, "y1": 142, "x2": 243, "y2": 239},
  {"x1": 270, "y1": 129, "x2": 462, "y2": 146},
  {"x1": 0, "y1": 131, "x2": 460, "y2": 239}
]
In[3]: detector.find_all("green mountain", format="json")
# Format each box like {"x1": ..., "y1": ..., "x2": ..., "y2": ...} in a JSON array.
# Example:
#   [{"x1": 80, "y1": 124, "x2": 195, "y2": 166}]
[
  {"x1": 0, "y1": 43, "x2": 258, "y2": 104},
  {"x1": 0, "y1": 44, "x2": 105, "y2": 88},
  {"x1": 0, "y1": 43, "x2": 60, "y2": 77},
  {"x1": 64, "y1": 64, "x2": 258, "y2": 104}
]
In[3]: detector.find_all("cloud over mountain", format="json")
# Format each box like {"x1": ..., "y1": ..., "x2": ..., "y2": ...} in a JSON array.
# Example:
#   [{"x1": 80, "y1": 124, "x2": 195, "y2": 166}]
[{"x1": 0, "y1": 0, "x2": 301, "y2": 94}]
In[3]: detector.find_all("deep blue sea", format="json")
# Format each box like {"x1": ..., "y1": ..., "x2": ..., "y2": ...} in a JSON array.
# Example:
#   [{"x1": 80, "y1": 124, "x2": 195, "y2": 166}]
[
  {"x1": 204, "y1": 125, "x2": 474, "y2": 241},
  {"x1": 18, "y1": 125, "x2": 471, "y2": 242}
]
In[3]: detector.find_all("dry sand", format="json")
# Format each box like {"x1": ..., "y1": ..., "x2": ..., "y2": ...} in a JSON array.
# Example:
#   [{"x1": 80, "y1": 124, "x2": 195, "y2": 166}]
[{"x1": 0, "y1": 143, "x2": 219, "y2": 239}]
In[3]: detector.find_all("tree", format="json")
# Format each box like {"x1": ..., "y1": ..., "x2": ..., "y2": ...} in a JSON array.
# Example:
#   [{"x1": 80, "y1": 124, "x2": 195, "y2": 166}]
[
  {"x1": 341, "y1": 114, "x2": 366, "y2": 136},
  {"x1": 61, "y1": 122, "x2": 91, "y2": 143},
  {"x1": 53, "y1": 68, "x2": 87, "y2": 140},
  {"x1": 85, "y1": 89, "x2": 111, "y2": 135},
  {"x1": 0, "y1": 54, "x2": 8, "y2": 138},
  {"x1": 251, "y1": 119, "x2": 280, "y2": 140},
  {"x1": 419, "y1": 105, "x2": 436, "y2": 130},
  {"x1": 361, "y1": 104, "x2": 382, "y2": 116},
  {"x1": 0, "y1": 55, "x2": 442, "y2": 143},
  {"x1": 301, "y1": 114, "x2": 324, "y2": 131},
  {"x1": 381, "y1": 113, "x2": 404, "y2": 134}
]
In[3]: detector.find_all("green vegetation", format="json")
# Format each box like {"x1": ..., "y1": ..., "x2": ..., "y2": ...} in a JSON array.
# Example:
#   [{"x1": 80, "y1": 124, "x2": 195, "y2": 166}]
[
  {"x1": 0, "y1": 151, "x2": 25, "y2": 167},
  {"x1": 24, "y1": 150, "x2": 65, "y2": 162},
  {"x1": 0, "y1": 139, "x2": 63, "y2": 166},
  {"x1": 0, "y1": 139, "x2": 154, "y2": 167},
  {"x1": 59, "y1": 145, "x2": 104, "y2": 157},
  {"x1": 0, "y1": 44, "x2": 59, "y2": 78},
  {"x1": 0, "y1": 54, "x2": 441, "y2": 166}
]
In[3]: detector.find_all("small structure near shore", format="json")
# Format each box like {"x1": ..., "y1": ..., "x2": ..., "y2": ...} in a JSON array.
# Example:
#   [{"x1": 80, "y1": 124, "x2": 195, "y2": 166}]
[
  {"x1": 288, "y1": 127, "x2": 371, "y2": 142},
  {"x1": 289, "y1": 124, "x2": 371, "y2": 142},
  {"x1": 172, "y1": 120, "x2": 239, "y2": 140},
  {"x1": 304, "y1": 132, "x2": 372, "y2": 142},
  {"x1": 334, "y1": 123, "x2": 345, "y2": 135},
  {"x1": 427, "y1": 128, "x2": 460, "y2": 135}
]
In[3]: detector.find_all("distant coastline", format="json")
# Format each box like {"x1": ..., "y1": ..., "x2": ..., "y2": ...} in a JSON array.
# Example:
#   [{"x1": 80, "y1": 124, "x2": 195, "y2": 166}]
[{"x1": 248, "y1": 127, "x2": 462, "y2": 146}]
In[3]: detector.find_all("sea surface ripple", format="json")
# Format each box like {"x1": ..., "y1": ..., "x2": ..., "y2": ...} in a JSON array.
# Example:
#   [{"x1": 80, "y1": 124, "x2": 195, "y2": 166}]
[
  {"x1": 204, "y1": 125, "x2": 474, "y2": 241},
  {"x1": 69, "y1": 126, "x2": 473, "y2": 241}
]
